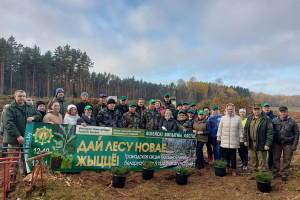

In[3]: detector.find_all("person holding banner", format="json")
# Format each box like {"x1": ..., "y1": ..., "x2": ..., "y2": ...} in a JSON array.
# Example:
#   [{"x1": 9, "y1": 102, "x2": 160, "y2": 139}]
[
  {"x1": 159, "y1": 109, "x2": 177, "y2": 131},
  {"x1": 3, "y1": 90, "x2": 42, "y2": 176},
  {"x1": 141, "y1": 99, "x2": 161, "y2": 130},
  {"x1": 43, "y1": 100, "x2": 63, "y2": 125},
  {"x1": 77, "y1": 105, "x2": 96, "y2": 127},
  {"x1": 123, "y1": 102, "x2": 141, "y2": 129},
  {"x1": 193, "y1": 110, "x2": 211, "y2": 169},
  {"x1": 96, "y1": 99, "x2": 122, "y2": 128}
]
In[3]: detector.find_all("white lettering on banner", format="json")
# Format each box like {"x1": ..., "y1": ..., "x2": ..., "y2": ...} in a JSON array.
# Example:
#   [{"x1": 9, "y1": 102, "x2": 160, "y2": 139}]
[{"x1": 76, "y1": 125, "x2": 112, "y2": 135}]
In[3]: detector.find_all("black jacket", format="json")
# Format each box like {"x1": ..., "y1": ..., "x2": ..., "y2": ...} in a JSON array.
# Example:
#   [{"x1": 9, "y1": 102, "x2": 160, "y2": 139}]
[
  {"x1": 136, "y1": 105, "x2": 146, "y2": 117},
  {"x1": 263, "y1": 110, "x2": 277, "y2": 120},
  {"x1": 273, "y1": 116, "x2": 299, "y2": 146},
  {"x1": 38, "y1": 110, "x2": 47, "y2": 120},
  {"x1": 77, "y1": 114, "x2": 96, "y2": 126},
  {"x1": 96, "y1": 107, "x2": 122, "y2": 128},
  {"x1": 76, "y1": 101, "x2": 93, "y2": 117},
  {"x1": 159, "y1": 117, "x2": 177, "y2": 131},
  {"x1": 115, "y1": 104, "x2": 129, "y2": 116}
]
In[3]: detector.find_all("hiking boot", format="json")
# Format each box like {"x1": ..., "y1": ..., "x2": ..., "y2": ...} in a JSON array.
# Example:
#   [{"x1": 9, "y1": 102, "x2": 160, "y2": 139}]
[
  {"x1": 232, "y1": 169, "x2": 236, "y2": 176},
  {"x1": 282, "y1": 177, "x2": 287, "y2": 181}
]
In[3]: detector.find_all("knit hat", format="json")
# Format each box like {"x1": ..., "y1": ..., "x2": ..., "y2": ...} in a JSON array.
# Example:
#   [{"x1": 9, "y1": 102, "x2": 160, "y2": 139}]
[
  {"x1": 36, "y1": 101, "x2": 45, "y2": 108},
  {"x1": 67, "y1": 104, "x2": 76, "y2": 112},
  {"x1": 56, "y1": 88, "x2": 64, "y2": 96},
  {"x1": 107, "y1": 98, "x2": 116, "y2": 105},
  {"x1": 81, "y1": 92, "x2": 89, "y2": 97}
]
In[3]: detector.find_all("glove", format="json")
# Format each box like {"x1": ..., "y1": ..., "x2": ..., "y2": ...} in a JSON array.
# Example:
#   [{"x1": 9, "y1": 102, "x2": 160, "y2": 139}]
[
  {"x1": 240, "y1": 142, "x2": 244, "y2": 146},
  {"x1": 217, "y1": 141, "x2": 221, "y2": 145},
  {"x1": 183, "y1": 129, "x2": 187, "y2": 134},
  {"x1": 291, "y1": 145, "x2": 297, "y2": 151},
  {"x1": 162, "y1": 126, "x2": 167, "y2": 131}
]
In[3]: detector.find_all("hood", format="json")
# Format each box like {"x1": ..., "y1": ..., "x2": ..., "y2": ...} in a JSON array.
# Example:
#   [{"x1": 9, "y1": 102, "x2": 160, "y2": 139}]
[
  {"x1": 225, "y1": 103, "x2": 236, "y2": 117},
  {"x1": 65, "y1": 114, "x2": 79, "y2": 118},
  {"x1": 210, "y1": 112, "x2": 222, "y2": 118},
  {"x1": 48, "y1": 110, "x2": 60, "y2": 116}
]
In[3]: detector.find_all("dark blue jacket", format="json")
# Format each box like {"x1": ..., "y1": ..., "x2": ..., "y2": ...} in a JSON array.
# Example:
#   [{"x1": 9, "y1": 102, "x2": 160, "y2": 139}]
[
  {"x1": 208, "y1": 113, "x2": 222, "y2": 137},
  {"x1": 263, "y1": 110, "x2": 277, "y2": 120}
]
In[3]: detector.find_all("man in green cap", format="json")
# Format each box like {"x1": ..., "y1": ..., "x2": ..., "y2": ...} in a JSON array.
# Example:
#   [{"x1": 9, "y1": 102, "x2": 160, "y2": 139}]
[
  {"x1": 262, "y1": 103, "x2": 277, "y2": 171},
  {"x1": 244, "y1": 103, "x2": 273, "y2": 178},
  {"x1": 116, "y1": 96, "x2": 129, "y2": 116},
  {"x1": 190, "y1": 103, "x2": 198, "y2": 118},
  {"x1": 163, "y1": 93, "x2": 175, "y2": 112},
  {"x1": 141, "y1": 99, "x2": 161, "y2": 130},
  {"x1": 123, "y1": 102, "x2": 141, "y2": 129},
  {"x1": 182, "y1": 102, "x2": 189, "y2": 114}
]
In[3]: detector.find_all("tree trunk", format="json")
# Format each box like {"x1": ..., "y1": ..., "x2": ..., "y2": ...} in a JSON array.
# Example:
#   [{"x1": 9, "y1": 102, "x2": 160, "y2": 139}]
[
  {"x1": 26, "y1": 66, "x2": 28, "y2": 92},
  {"x1": 72, "y1": 60, "x2": 75, "y2": 97},
  {"x1": 32, "y1": 63, "x2": 35, "y2": 95},
  {"x1": 65, "y1": 62, "x2": 68, "y2": 96},
  {"x1": 0, "y1": 53, "x2": 4, "y2": 95},
  {"x1": 47, "y1": 66, "x2": 50, "y2": 97},
  {"x1": 10, "y1": 60, "x2": 12, "y2": 95}
]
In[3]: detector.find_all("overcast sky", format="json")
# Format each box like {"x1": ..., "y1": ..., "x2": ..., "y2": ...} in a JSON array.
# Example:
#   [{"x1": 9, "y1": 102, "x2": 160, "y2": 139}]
[{"x1": 1, "y1": 0, "x2": 300, "y2": 95}]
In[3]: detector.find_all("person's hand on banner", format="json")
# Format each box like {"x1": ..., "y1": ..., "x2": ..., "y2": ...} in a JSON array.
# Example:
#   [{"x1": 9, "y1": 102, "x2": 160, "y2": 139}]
[
  {"x1": 27, "y1": 117, "x2": 35, "y2": 123},
  {"x1": 161, "y1": 126, "x2": 167, "y2": 131},
  {"x1": 17, "y1": 136, "x2": 25, "y2": 145},
  {"x1": 81, "y1": 122, "x2": 87, "y2": 127},
  {"x1": 183, "y1": 129, "x2": 187, "y2": 134}
]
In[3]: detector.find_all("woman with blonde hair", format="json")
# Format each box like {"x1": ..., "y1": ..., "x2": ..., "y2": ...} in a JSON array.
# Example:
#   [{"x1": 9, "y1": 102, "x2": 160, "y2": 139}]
[
  {"x1": 217, "y1": 103, "x2": 243, "y2": 176},
  {"x1": 43, "y1": 100, "x2": 63, "y2": 125},
  {"x1": 155, "y1": 99, "x2": 165, "y2": 117},
  {"x1": 158, "y1": 109, "x2": 177, "y2": 131}
]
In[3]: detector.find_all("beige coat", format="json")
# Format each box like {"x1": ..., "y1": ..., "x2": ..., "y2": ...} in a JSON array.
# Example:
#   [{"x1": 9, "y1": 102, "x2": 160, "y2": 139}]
[
  {"x1": 217, "y1": 103, "x2": 243, "y2": 149},
  {"x1": 43, "y1": 110, "x2": 63, "y2": 124}
]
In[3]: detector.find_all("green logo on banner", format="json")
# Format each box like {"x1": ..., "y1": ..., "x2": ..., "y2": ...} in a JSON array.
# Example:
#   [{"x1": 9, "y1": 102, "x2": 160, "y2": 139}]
[{"x1": 33, "y1": 126, "x2": 54, "y2": 145}]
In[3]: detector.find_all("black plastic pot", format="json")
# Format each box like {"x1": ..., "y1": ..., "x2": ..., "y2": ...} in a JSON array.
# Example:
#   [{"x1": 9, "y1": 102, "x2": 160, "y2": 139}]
[
  {"x1": 176, "y1": 173, "x2": 188, "y2": 185},
  {"x1": 142, "y1": 168, "x2": 155, "y2": 180},
  {"x1": 113, "y1": 174, "x2": 126, "y2": 188},
  {"x1": 214, "y1": 166, "x2": 226, "y2": 177},
  {"x1": 256, "y1": 180, "x2": 272, "y2": 192}
]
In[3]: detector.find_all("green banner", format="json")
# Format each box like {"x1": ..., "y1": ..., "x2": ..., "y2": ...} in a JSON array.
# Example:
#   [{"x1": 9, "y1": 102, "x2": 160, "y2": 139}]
[{"x1": 24, "y1": 122, "x2": 197, "y2": 172}]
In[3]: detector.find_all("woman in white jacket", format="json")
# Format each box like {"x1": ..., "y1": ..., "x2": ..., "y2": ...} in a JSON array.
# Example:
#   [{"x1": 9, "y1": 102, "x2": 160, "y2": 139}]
[
  {"x1": 217, "y1": 103, "x2": 243, "y2": 176},
  {"x1": 63, "y1": 105, "x2": 80, "y2": 125}
]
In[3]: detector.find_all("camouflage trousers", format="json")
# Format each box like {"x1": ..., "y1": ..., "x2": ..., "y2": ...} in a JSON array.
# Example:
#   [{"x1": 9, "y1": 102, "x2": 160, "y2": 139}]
[{"x1": 8, "y1": 144, "x2": 26, "y2": 174}]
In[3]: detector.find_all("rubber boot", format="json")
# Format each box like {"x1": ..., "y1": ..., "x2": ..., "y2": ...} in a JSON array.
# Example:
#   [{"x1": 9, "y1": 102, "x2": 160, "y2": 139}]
[
  {"x1": 209, "y1": 155, "x2": 214, "y2": 164},
  {"x1": 232, "y1": 169, "x2": 236, "y2": 176}
]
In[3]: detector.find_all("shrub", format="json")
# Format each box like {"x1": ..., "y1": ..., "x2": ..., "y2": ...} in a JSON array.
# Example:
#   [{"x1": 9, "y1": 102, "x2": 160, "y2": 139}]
[
  {"x1": 142, "y1": 160, "x2": 156, "y2": 169},
  {"x1": 212, "y1": 160, "x2": 227, "y2": 167},
  {"x1": 254, "y1": 172, "x2": 273, "y2": 182},
  {"x1": 175, "y1": 166, "x2": 189, "y2": 174},
  {"x1": 112, "y1": 166, "x2": 131, "y2": 176}
]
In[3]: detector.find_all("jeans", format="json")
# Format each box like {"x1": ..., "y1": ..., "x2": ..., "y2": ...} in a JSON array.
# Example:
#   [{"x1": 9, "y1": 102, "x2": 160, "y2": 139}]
[
  {"x1": 206, "y1": 136, "x2": 213, "y2": 157},
  {"x1": 211, "y1": 137, "x2": 221, "y2": 160},
  {"x1": 222, "y1": 148, "x2": 237, "y2": 169},
  {"x1": 1, "y1": 142, "x2": 8, "y2": 158},
  {"x1": 238, "y1": 143, "x2": 248, "y2": 166},
  {"x1": 196, "y1": 142, "x2": 205, "y2": 168}
]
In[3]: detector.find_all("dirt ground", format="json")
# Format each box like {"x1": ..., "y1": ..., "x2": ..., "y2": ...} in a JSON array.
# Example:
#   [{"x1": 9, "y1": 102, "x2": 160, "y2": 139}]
[{"x1": 1, "y1": 112, "x2": 300, "y2": 200}]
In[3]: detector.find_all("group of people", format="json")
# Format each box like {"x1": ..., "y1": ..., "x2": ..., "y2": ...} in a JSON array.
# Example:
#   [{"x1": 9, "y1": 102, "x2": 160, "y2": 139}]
[{"x1": 0, "y1": 89, "x2": 299, "y2": 183}]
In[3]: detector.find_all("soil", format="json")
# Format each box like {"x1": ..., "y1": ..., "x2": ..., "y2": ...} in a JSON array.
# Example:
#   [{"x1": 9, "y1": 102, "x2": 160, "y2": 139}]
[{"x1": 1, "y1": 112, "x2": 300, "y2": 200}]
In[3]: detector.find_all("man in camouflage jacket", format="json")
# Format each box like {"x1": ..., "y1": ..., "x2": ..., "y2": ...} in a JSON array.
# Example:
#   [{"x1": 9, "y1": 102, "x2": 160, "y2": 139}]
[
  {"x1": 141, "y1": 99, "x2": 161, "y2": 130},
  {"x1": 123, "y1": 102, "x2": 141, "y2": 129}
]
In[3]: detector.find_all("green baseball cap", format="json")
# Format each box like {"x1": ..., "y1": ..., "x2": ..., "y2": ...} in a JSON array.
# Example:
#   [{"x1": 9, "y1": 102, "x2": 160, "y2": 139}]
[
  {"x1": 164, "y1": 93, "x2": 170, "y2": 97},
  {"x1": 178, "y1": 110, "x2": 186, "y2": 115},
  {"x1": 212, "y1": 105, "x2": 219, "y2": 110},
  {"x1": 190, "y1": 103, "x2": 197, "y2": 107},
  {"x1": 253, "y1": 103, "x2": 262, "y2": 109},
  {"x1": 198, "y1": 110, "x2": 205, "y2": 115},
  {"x1": 84, "y1": 105, "x2": 92, "y2": 111},
  {"x1": 188, "y1": 109, "x2": 195, "y2": 114},
  {"x1": 129, "y1": 102, "x2": 136, "y2": 107},
  {"x1": 149, "y1": 99, "x2": 156, "y2": 104},
  {"x1": 182, "y1": 102, "x2": 188, "y2": 105},
  {"x1": 120, "y1": 96, "x2": 127, "y2": 101},
  {"x1": 263, "y1": 103, "x2": 270, "y2": 107}
]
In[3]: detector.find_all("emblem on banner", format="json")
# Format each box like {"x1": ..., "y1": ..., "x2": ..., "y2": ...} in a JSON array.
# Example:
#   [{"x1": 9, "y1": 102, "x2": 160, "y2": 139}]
[{"x1": 33, "y1": 126, "x2": 54, "y2": 145}]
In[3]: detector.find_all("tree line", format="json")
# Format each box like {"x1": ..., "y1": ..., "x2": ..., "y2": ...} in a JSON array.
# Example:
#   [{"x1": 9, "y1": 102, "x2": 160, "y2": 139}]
[{"x1": 0, "y1": 35, "x2": 299, "y2": 107}]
